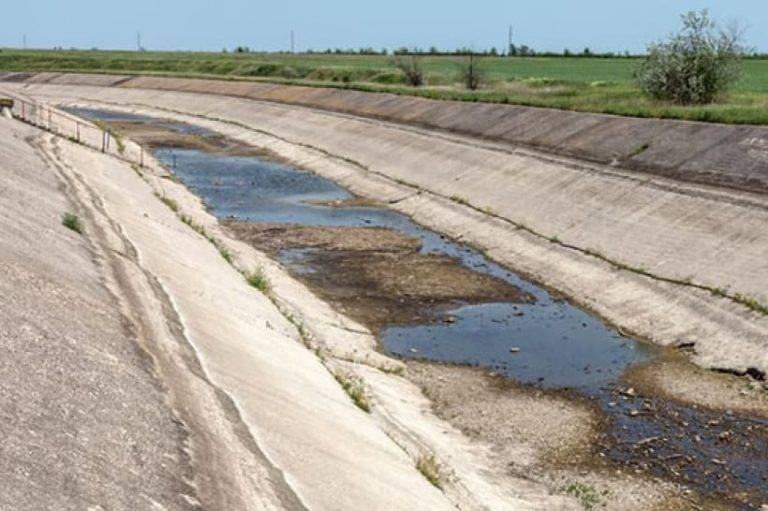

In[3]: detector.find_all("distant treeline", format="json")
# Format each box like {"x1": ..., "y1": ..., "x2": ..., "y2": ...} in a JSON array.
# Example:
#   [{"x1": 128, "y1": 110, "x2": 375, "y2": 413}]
[{"x1": 232, "y1": 45, "x2": 639, "y2": 57}]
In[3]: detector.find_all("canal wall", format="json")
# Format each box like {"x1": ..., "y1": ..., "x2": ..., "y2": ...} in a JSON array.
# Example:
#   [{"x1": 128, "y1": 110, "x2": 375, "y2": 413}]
[
  {"x1": 2, "y1": 75, "x2": 766, "y2": 378},
  {"x1": 5, "y1": 71, "x2": 768, "y2": 193}
]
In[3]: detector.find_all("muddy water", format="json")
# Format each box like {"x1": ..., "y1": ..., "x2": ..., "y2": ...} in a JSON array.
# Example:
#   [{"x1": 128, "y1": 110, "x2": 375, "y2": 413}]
[{"x1": 73, "y1": 108, "x2": 768, "y2": 510}]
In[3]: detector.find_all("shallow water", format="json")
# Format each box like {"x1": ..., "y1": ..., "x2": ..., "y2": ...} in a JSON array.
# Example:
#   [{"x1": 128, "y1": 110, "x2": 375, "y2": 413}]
[
  {"x1": 158, "y1": 147, "x2": 652, "y2": 394},
  {"x1": 74, "y1": 108, "x2": 768, "y2": 509}
]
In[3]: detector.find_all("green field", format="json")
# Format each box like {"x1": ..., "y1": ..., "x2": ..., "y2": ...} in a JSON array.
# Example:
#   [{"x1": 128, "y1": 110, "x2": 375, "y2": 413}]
[{"x1": 3, "y1": 49, "x2": 768, "y2": 124}]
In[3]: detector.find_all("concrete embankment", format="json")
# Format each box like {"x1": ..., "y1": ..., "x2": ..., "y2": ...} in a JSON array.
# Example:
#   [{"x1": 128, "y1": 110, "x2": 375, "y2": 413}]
[
  {"x1": 5, "y1": 71, "x2": 768, "y2": 193},
  {"x1": 0, "y1": 112, "x2": 199, "y2": 510},
  {"x1": 0, "y1": 104, "x2": 463, "y2": 509},
  {"x1": 2, "y1": 76, "x2": 765, "y2": 377}
]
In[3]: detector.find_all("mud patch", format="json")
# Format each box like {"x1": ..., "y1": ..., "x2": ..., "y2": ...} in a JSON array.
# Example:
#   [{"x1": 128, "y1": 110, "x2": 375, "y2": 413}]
[
  {"x1": 63, "y1": 107, "x2": 275, "y2": 158},
  {"x1": 226, "y1": 220, "x2": 531, "y2": 330}
]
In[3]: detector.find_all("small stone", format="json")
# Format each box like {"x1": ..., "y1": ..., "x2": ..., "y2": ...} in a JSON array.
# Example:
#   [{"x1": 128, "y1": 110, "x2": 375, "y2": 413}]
[
  {"x1": 622, "y1": 387, "x2": 637, "y2": 397},
  {"x1": 628, "y1": 409, "x2": 640, "y2": 417},
  {"x1": 510, "y1": 347, "x2": 521, "y2": 353},
  {"x1": 409, "y1": 348, "x2": 418, "y2": 354},
  {"x1": 444, "y1": 316, "x2": 457, "y2": 323}
]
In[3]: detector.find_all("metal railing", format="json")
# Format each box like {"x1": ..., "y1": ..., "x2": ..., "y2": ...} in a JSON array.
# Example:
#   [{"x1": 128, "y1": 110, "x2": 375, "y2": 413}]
[{"x1": 8, "y1": 96, "x2": 147, "y2": 168}]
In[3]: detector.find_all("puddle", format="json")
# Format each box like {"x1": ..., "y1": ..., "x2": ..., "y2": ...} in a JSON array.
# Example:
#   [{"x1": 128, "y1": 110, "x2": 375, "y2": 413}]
[{"x1": 74, "y1": 109, "x2": 768, "y2": 510}]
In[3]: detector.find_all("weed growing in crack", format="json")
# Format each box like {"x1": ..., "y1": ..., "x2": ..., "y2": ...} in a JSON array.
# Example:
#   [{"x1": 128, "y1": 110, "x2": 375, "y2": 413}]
[
  {"x1": 416, "y1": 455, "x2": 442, "y2": 489},
  {"x1": 734, "y1": 293, "x2": 768, "y2": 315},
  {"x1": 564, "y1": 482, "x2": 603, "y2": 510},
  {"x1": 627, "y1": 142, "x2": 650, "y2": 158},
  {"x1": 246, "y1": 268, "x2": 270, "y2": 292},
  {"x1": 334, "y1": 374, "x2": 370, "y2": 412},
  {"x1": 61, "y1": 212, "x2": 83, "y2": 234},
  {"x1": 212, "y1": 239, "x2": 233, "y2": 263},
  {"x1": 450, "y1": 194, "x2": 469, "y2": 205},
  {"x1": 158, "y1": 194, "x2": 179, "y2": 213}
]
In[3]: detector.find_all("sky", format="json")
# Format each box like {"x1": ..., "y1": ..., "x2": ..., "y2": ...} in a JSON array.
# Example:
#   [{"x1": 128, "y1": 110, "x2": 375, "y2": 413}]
[{"x1": 5, "y1": 1, "x2": 767, "y2": 54}]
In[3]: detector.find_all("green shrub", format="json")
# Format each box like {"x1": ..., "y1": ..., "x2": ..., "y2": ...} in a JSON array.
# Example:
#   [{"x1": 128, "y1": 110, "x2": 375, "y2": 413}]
[
  {"x1": 246, "y1": 269, "x2": 269, "y2": 292},
  {"x1": 61, "y1": 212, "x2": 83, "y2": 234},
  {"x1": 393, "y1": 55, "x2": 424, "y2": 86},
  {"x1": 635, "y1": 10, "x2": 746, "y2": 104}
]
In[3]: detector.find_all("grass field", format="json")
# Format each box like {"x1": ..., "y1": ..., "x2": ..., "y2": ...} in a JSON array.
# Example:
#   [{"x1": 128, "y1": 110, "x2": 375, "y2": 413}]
[{"x1": 4, "y1": 49, "x2": 768, "y2": 124}]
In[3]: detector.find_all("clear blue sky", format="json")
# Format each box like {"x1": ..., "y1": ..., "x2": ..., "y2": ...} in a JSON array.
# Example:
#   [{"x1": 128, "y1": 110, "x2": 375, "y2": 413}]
[{"x1": 6, "y1": 0, "x2": 767, "y2": 53}]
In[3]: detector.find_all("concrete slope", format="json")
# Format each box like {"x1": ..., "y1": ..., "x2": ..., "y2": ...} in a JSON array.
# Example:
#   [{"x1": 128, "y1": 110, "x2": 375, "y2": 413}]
[
  {"x1": 4, "y1": 72, "x2": 768, "y2": 193},
  {"x1": 0, "y1": 114, "x2": 456, "y2": 508},
  {"x1": 0, "y1": 118, "x2": 196, "y2": 509},
  {"x1": 5, "y1": 82, "x2": 766, "y2": 376}
]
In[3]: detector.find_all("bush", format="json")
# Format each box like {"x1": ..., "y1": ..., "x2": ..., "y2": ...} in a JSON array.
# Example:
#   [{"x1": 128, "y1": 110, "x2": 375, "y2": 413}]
[
  {"x1": 635, "y1": 10, "x2": 746, "y2": 104},
  {"x1": 458, "y1": 53, "x2": 485, "y2": 90},
  {"x1": 61, "y1": 212, "x2": 83, "y2": 234},
  {"x1": 393, "y1": 55, "x2": 424, "y2": 87}
]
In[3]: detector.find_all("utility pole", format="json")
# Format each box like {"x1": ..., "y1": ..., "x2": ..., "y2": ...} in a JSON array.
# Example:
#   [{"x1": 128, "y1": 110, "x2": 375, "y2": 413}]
[
  {"x1": 290, "y1": 30, "x2": 295, "y2": 53},
  {"x1": 137, "y1": 31, "x2": 141, "y2": 51}
]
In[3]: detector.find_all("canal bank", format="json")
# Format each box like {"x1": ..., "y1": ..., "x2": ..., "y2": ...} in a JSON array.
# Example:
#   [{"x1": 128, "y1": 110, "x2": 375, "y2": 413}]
[{"x1": 68, "y1": 107, "x2": 768, "y2": 510}]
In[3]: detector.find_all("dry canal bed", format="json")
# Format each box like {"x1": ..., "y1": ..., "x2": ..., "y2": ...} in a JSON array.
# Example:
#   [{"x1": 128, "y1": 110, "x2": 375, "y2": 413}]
[{"x1": 69, "y1": 107, "x2": 768, "y2": 510}]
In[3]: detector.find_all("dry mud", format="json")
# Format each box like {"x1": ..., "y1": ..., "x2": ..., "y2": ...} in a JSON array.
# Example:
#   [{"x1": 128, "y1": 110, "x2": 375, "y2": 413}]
[{"x1": 225, "y1": 220, "x2": 530, "y2": 331}]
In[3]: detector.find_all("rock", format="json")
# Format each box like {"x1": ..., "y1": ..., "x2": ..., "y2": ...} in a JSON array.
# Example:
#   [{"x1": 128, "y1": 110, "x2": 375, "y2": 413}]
[
  {"x1": 444, "y1": 315, "x2": 457, "y2": 323},
  {"x1": 621, "y1": 387, "x2": 637, "y2": 397},
  {"x1": 409, "y1": 348, "x2": 419, "y2": 354},
  {"x1": 509, "y1": 347, "x2": 521, "y2": 353}
]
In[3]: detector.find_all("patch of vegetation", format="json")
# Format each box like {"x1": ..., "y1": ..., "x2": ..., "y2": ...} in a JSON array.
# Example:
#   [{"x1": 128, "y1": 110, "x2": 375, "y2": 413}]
[
  {"x1": 245, "y1": 268, "x2": 270, "y2": 292},
  {"x1": 179, "y1": 213, "x2": 203, "y2": 232},
  {"x1": 5, "y1": 49, "x2": 768, "y2": 124},
  {"x1": 212, "y1": 238, "x2": 233, "y2": 263},
  {"x1": 458, "y1": 53, "x2": 485, "y2": 90},
  {"x1": 416, "y1": 455, "x2": 442, "y2": 489},
  {"x1": 635, "y1": 10, "x2": 746, "y2": 104},
  {"x1": 627, "y1": 142, "x2": 650, "y2": 158},
  {"x1": 393, "y1": 54, "x2": 424, "y2": 86},
  {"x1": 158, "y1": 194, "x2": 179, "y2": 212},
  {"x1": 450, "y1": 194, "x2": 469, "y2": 205},
  {"x1": 733, "y1": 292, "x2": 768, "y2": 315},
  {"x1": 564, "y1": 482, "x2": 602, "y2": 510},
  {"x1": 334, "y1": 374, "x2": 370, "y2": 412},
  {"x1": 61, "y1": 212, "x2": 83, "y2": 234},
  {"x1": 381, "y1": 365, "x2": 405, "y2": 376}
]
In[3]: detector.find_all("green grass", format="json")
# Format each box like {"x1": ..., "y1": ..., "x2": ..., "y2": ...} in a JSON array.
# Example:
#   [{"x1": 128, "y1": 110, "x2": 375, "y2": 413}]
[
  {"x1": 416, "y1": 455, "x2": 442, "y2": 489},
  {"x1": 245, "y1": 268, "x2": 270, "y2": 292},
  {"x1": 564, "y1": 482, "x2": 603, "y2": 510},
  {"x1": 61, "y1": 212, "x2": 83, "y2": 234},
  {"x1": 158, "y1": 194, "x2": 179, "y2": 212},
  {"x1": 334, "y1": 374, "x2": 370, "y2": 412},
  {"x1": 5, "y1": 49, "x2": 768, "y2": 123}
]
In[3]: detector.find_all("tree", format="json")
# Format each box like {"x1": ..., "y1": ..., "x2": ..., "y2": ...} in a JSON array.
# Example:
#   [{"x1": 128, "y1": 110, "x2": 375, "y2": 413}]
[
  {"x1": 394, "y1": 54, "x2": 425, "y2": 86},
  {"x1": 459, "y1": 53, "x2": 485, "y2": 90},
  {"x1": 634, "y1": 9, "x2": 746, "y2": 104}
]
